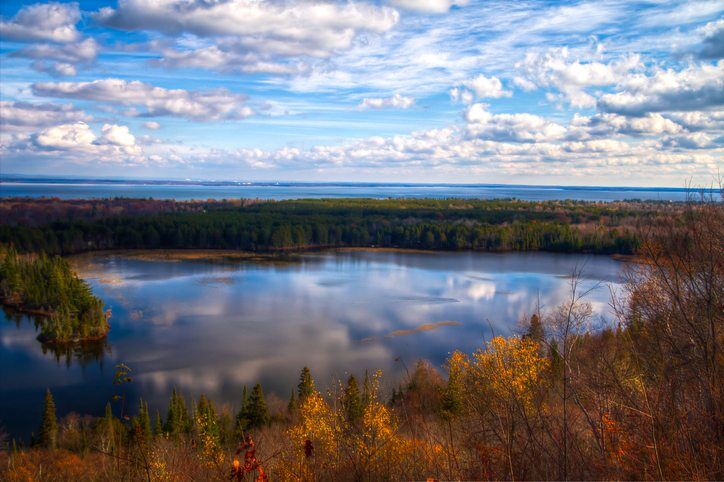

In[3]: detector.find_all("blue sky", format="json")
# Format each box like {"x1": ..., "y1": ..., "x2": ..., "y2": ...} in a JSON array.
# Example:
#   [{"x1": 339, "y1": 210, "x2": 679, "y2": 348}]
[{"x1": 0, "y1": 0, "x2": 722, "y2": 185}]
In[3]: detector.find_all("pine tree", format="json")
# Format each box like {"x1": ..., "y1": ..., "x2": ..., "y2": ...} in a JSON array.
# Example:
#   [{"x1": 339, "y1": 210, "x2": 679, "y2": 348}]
[
  {"x1": 38, "y1": 388, "x2": 58, "y2": 449},
  {"x1": 134, "y1": 398, "x2": 151, "y2": 440},
  {"x1": 164, "y1": 389, "x2": 190, "y2": 436},
  {"x1": 153, "y1": 410, "x2": 163, "y2": 436},
  {"x1": 236, "y1": 386, "x2": 249, "y2": 433},
  {"x1": 287, "y1": 390, "x2": 297, "y2": 415},
  {"x1": 441, "y1": 370, "x2": 463, "y2": 419},
  {"x1": 246, "y1": 383, "x2": 269, "y2": 430},
  {"x1": 343, "y1": 375, "x2": 364, "y2": 424},
  {"x1": 297, "y1": 366, "x2": 315, "y2": 401},
  {"x1": 525, "y1": 313, "x2": 545, "y2": 343},
  {"x1": 196, "y1": 394, "x2": 220, "y2": 440}
]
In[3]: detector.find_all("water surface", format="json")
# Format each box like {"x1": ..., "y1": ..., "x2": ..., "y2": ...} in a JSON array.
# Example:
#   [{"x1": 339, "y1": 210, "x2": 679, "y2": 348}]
[
  {"x1": 0, "y1": 250, "x2": 624, "y2": 439},
  {"x1": 0, "y1": 180, "x2": 695, "y2": 201}
]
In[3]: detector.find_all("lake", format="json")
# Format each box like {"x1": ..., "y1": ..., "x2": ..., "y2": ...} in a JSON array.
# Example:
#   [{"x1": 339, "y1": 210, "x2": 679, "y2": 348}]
[
  {"x1": 0, "y1": 180, "x2": 697, "y2": 202},
  {"x1": 0, "y1": 250, "x2": 625, "y2": 439}
]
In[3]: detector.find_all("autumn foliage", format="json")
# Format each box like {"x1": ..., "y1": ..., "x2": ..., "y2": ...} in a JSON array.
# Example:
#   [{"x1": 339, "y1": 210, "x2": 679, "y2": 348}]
[{"x1": 1, "y1": 198, "x2": 721, "y2": 480}]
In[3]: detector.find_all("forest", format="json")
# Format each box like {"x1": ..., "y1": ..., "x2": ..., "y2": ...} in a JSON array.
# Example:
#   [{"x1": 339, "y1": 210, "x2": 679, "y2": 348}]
[
  {"x1": 0, "y1": 247, "x2": 109, "y2": 343},
  {"x1": 0, "y1": 197, "x2": 720, "y2": 480},
  {"x1": 0, "y1": 197, "x2": 668, "y2": 255}
]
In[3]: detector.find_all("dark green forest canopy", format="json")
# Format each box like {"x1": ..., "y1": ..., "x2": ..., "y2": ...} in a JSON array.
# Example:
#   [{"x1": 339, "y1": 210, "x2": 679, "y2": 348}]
[
  {"x1": 0, "y1": 247, "x2": 109, "y2": 343},
  {"x1": 0, "y1": 197, "x2": 680, "y2": 255}
]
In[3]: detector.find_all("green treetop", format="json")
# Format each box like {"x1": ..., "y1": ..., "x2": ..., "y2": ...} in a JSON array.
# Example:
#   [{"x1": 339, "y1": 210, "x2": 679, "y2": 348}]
[{"x1": 38, "y1": 388, "x2": 58, "y2": 449}]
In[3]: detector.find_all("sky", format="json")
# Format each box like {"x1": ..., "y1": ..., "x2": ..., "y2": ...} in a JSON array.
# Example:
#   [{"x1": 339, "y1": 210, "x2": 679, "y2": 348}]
[{"x1": 0, "y1": 0, "x2": 722, "y2": 186}]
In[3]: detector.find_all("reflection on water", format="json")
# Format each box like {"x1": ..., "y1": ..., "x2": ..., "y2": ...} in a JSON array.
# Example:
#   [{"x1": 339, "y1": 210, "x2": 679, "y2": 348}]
[{"x1": 0, "y1": 250, "x2": 624, "y2": 439}]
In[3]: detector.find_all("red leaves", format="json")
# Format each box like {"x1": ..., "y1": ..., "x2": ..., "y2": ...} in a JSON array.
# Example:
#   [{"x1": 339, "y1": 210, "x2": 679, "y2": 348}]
[{"x1": 231, "y1": 434, "x2": 268, "y2": 482}]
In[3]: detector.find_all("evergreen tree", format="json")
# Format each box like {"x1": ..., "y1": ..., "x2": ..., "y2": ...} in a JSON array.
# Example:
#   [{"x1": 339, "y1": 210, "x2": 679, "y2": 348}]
[
  {"x1": 134, "y1": 398, "x2": 152, "y2": 441},
  {"x1": 287, "y1": 390, "x2": 297, "y2": 415},
  {"x1": 525, "y1": 313, "x2": 546, "y2": 343},
  {"x1": 103, "y1": 402, "x2": 118, "y2": 453},
  {"x1": 297, "y1": 366, "x2": 315, "y2": 401},
  {"x1": 246, "y1": 383, "x2": 269, "y2": 430},
  {"x1": 38, "y1": 388, "x2": 58, "y2": 449},
  {"x1": 441, "y1": 369, "x2": 463, "y2": 419},
  {"x1": 196, "y1": 394, "x2": 220, "y2": 440},
  {"x1": 164, "y1": 389, "x2": 190, "y2": 436},
  {"x1": 153, "y1": 410, "x2": 163, "y2": 436},
  {"x1": 235, "y1": 386, "x2": 249, "y2": 433},
  {"x1": 343, "y1": 375, "x2": 364, "y2": 424}
]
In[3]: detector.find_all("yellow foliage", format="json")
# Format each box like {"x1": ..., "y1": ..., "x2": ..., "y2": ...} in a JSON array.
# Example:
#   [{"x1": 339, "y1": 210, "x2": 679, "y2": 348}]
[
  {"x1": 461, "y1": 336, "x2": 549, "y2": 410},
  {"x1": 287, "y1": 370, "x2": 410, "y2": 477}
]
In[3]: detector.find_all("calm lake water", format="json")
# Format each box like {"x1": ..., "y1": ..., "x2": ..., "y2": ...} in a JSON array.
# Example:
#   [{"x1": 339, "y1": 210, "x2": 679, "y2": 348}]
[
  {"x1": 0, "y1": 180, "x2": 695, "y2": 201},
  {"x1": 0, "y1": 250, "x2": 625, "y2": 439}
]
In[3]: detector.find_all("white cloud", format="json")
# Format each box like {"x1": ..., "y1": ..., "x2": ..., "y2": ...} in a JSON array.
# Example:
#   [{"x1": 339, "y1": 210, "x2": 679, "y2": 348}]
[
  {"x1": 357, "y1": 94, "x2": 415, "y2": 110},
  {"x1": 570, "y1": 113, "x2": 684, "y2": 138},
  {"x1": 390, "y1": 0, "x2": 468, "y2": 14},
  {"x1": 32, "y1": 78, "x2": 254, "y2": 121},
  {"x1": 464, "y1": 103, "x2": 567, "y2": 142},
  {"x1": 12, "y1": 38, "x2": 100, "y2": 77},
  {"x1": 516, "y1": 47, "x2": 641, "y2": 108},
  {"x1": 32, "y1": 121, "x2": 95, "y2": 150},
  {"x1": 143, "y1": 121, "x2": 161, "y2": 130},
  {"x1": 695, "y1": 19, "x2": 724, "y2": 59},
  {"x1": 95, "y1": 0, "x2": 399, "y2": 73},
  {"x1": 0, "y1": 2, "x2": 80, "y2": 43},
  {"x1": 661, "y1": 132, "x2": 715, "y2": 149},
  {"x1": 464, "y1": 74, "x2": 510, "y2": 98},
  {"x1": 0, "y1": 101, "x2": 91, "y2": 132},
  {"x1": 451, "y1": 74, "x2": 510, "y2": 103},
  {"x1": 155, "y1": 45, "x2": 306, "y2": 75},
  {"x1": 599, "y1": 61, "x2": 724, "y2": 115},
  {"x1": 99, "y1": 124, "x2": 136, "y2": 147}
]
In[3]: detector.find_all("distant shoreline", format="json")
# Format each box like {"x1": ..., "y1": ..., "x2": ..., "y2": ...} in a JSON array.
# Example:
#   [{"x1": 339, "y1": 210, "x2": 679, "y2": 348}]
[{"x1": 0, "y1": 176, "x2": 703, "y2": 192}]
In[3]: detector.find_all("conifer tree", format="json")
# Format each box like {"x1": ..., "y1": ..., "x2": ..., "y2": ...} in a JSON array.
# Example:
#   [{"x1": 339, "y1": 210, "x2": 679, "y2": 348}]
[
  {"x1": 164, "y1": 389, "x2": 190, "y2": 436},
  {"x1": 287, "y1": 390, "x2": 297, "y2": 415},
  {"x1": 236, "y1": 386, "x2": 249, "y2": 433},
  {"x1": 153, "y1": 410, "x2": 163, "y2": 436},
  {"x1": 246, "y1": 383, "x2": 269, "y2": 430},
  {"x1": 134, "y1": 398, "x2": 151, "y2": 440},
  {"x1": 38, "y1": 388, "x2": 58, "y2": 449},
  {"x1": 196, "y1": 394, "x2": 219, "y2": 439},
  {"x1": 525, "y1": 313, "x2": 545, "y2": 343},
  {"x1": 297, "y1": 366, "x2": 315, "y2": 401},
  {"x1": 343, "y1": 374, "x2": 364, "y2": 424}
]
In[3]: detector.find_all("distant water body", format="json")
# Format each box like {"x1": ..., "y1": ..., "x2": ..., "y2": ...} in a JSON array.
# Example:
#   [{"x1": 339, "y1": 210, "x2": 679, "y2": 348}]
[{"x1": 0, "y1": 178, "x2": 701, "y2": 202}]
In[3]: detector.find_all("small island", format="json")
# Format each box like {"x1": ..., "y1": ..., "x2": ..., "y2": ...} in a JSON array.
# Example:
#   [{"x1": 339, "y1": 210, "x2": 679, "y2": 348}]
[{"x1": 0, "y1": 247, "x2": 109, "y2": 343}]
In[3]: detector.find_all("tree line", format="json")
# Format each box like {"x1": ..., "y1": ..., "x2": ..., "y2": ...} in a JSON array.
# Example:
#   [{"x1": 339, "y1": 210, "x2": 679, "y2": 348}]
[{"x1": 0, "y1": 198, "x2": 655, "y2": 255}]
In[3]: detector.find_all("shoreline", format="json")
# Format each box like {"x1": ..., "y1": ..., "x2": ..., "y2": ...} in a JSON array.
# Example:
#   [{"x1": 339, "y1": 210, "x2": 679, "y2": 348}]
[
  {"x1": 1, "y1": 300, "x2": 110, "y2": 344},
  {"x1": 67, "y1": 246, "x2": 634, "y2": 263}
]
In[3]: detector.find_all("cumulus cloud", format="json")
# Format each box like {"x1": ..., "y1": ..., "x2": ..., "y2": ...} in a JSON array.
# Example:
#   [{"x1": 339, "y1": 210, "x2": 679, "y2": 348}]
[
  {"x1": 33, "y1": 121, "x2": 97, "y2": 150},
  {"x1": 99, "y1": 124, "x2": 136, "y2": 147},
  {"x1": 0, "y1": 101, "x2": 91, "y2": 132},
  {"x1": 516, "y1": 47, "x2": 641, "y2": 108},
  {"x1": 32, "y1": 78, "x2": 254, "y2": 121},
  {"x1": 154, "y1": 45, "x2": 307, "y2": 75},
  {"x1": 598, "y1": 61, "x2": 724, "y2": 115},
  {"x1": 4, "y1": 121, "x2": 144, "y2": 164},
  {"x1": 95, "y1": 0, "x2": 399, "y2": 72},
  {"x1": 661, "y1": 132, "x2": 715, "y2": 150},
  {"x1": 143, "y1": 121, "x2": 160, "y2": 130},
  {"x1": 464, "y1": 103, "x2": 567, "y2": 142},
  {"x1": 451, "y1": 75, "x2": 510, "y2": 103},
  {"x1": 357, "y1": 94, "x2": 415, "y2": 110},
  {"x1": 570, "y1": 113, "x2": 684, "y2": 138},
  {"x1": 0, "y1": 2, "x2": 80, "y2": 43},
  {"x1": 693, "y1": 19, "x2": 724, "y2": 59},
  {"x1": 390, "y1": 0, "x2": 468, "y2": 14},
  {"x1": 12, "y1": 38, "x2": 100, "y2": 76}
]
